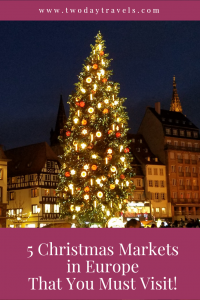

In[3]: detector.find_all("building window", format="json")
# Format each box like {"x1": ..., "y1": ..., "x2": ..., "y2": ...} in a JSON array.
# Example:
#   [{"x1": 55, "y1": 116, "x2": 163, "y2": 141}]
[
  {"x1": 145, "y1": 148, "x2": 148, "y2": 153},
  {"x1": 185, "y1": 166, "x2": 190, "y2": 173},
  {"x1": 173, "y1": 129, "x2": 178, "y2": 135},
  {"x1": 154, "y1": 168, "x2": 158, "y2": 175},
  {"x1": 0, "y1": 208, "x2": 2, "y2": 216},
  {"x1": 155, "y1": 207, "x2": 160, "y2": 213},
  {"x1": 155, "y1": 180, "x2": 159, "y2": 187},
  {"x1": 139, "y1": 139, "x2": 142, "y2": 143},
  {"x1": 54, "y1": 204, "x2": 59, "y2": 213},
  {"x1": 194, "y1": 132, "x2": 198, "y2": 138},
  {"x1": 149, "y1": 180, "x2": 153, "y2": 187},
  {"x1": 132, "y1": 139, "x2": 135, "y2": 143},
  {"x1": 25, "y1": 224, "x2": 36, "y2": 228},
  {"x1": 137, "y1": 179, "x2": 141, "y2": 187},
  {"x1": 180, "y1": 192, "x2": 184, "y2": 199},
  {"x1": 147, "y1": 157, "x2": 150, "y2": 161},
  {"x1": 45, "y1": 204, "x2": 50, "y2": 213},
  {"x1": 171, "y1": 165, "x2": 176, "y2": 172},
  {"x1": 187, "y1": 193, "x2": 191, "y2": 199},
  {"x1": 172, "y1": 178, "x2": 176, "y2": 186},
  {"x1": 0, "y1": 187, "x2": 2, "y2": 203},
  {"x1": 29, "y1": 175, "x2": 34, "y2": 181},
  {"x1": 53, "y1": 175, "x2": 57, "y2": 181},
  {"x1": 194, "y1": 143, "x2": 199, "y2": 149},
  {"x1": 0, "y1": 169, "x2": 2, "y2": 180},
  {"x1": 174, "y1": 141, "x2": 178, "y2": 146},
  {"x1": 192, "y1": 167, "x2": 196, "y2": 173},
  {"x1": 45, "y1": 174, "x2": 50, "y2": 181},
  {"x1": 32, "y1": 205, "x2": 38, "y2": 214},
  {"x1": 31, "y1": 188, "x2": 38, "y2": 198},
  {"x1": 159, "y1": 169, "x2": 164, "y2": 176},
  {"x1": 155, "y1": 193, "x2": 159, "y2": 200},
  {"x1": 180, "y1": 130, "x2": 185, "y2": 136},
  {"x1": 166, "y1": 128, "x2": 171, "y2": 135},
  {"x1": 10, "y1": 192, "x2": 15, "y2": 200},
  {"x1": 44, "y1": 189, "x2": 50, "y2": 196},
  {"x1": 177, "y1": 153, "x2": 182, "y2": 159},
  {"x1": 148, "y1": 168, "x2": 152, "y2": 175},
  {"x1": 172, "y1": 192, "x2": 177, "y2": 198},
  {"x1": 188, "y1": 142, "x2": 192, "y2": 148},
  {"x1": 162, "y1": 207, "x2": 166, "y2": 214},
  {"x1": 181, "y1": 142, "x2": 185, "y2": 147},
  {"x1": 178, "y1": 166, "x2": 182, "y2": 172},
  {"x1": 187, "y1": 131, "x2": 191, "y2": 137},
  {"x1": 169, "y1": 119, "x2": 172, "y2": 123},
  {"x1": 167, "y1": 140, "x2": 171, "y2": 145},
  {"x1": 170, "y1": 152, "x2": 175, "y2": 159},
  {"x1": 179, "y1": 179, "x2": 183, "y2": 186},
  {"x1": 152, "y1": 207, "x2": 154, "y2": 213},
  {"x1": 195, "y1": 193, "x2": 199, "y2": 199},
  {"x1": 160, "y1": 181, "x2": 165, "y2": 187},
  {"x1": 155, "y1": 158, "x2": 158, "y2": 162},
  {"x1": 16, "y1": 208, "x2": 22, "y2": 215}
]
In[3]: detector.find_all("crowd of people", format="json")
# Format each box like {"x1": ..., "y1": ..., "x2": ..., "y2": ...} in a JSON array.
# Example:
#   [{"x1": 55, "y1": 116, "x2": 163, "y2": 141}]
[{"x1": 126, "y1": 218, "x2": 200, "y2": 228}]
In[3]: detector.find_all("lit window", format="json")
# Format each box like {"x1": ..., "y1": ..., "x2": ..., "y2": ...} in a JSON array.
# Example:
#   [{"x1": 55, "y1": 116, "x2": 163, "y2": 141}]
[
  {"x1": 180, "y1": 130, "x2": 185, "y2": 136},
  {"x1": 0, "y1": 169, "x2": 2, "y2": 180},
  {"x1": 172, "y1": 178, "x2": 176, "y2": 186},
  {"x1": 181, "y1": 142, "x2": 185, "y2": 147},
  {"x1": 187, "y1": 131, "x2": 191, "y2": 137},
  {"x1": 188, "y1": 142, "x2": 192, "y2": 148},
  {"x1": 25, "y1": 224, "x2": 35, "y2": 228},
  {"x1": 172, "y1": 192, "x2": 177, "y2": 198},
  {"x1": 162, "y1": 207, "x2": 166, "y2": 213},
  {"x1": 29, "y1": 175, "x2": 34, "y2": 181},
  {"x1": 31, "y1": 188, "x2": 38, "y2": 198},
  {"x1": 174, "y1": 141, "x2": 178, "y2": 146},
  {"x1": 45, "y1": 175, "x2": 50, "y2": 181},
  {"x1": 155, "y1": 193, "x2": 159, "y2": 200},
  {"x1": 167, "y1": 140, "x2": 171, "y2": 145},
  {"x1": 173, "y1": 129, "x2": 178, "y2": 135},
  {"x1": 54, "y1": 204, "x2": 59, "y2": 213},
  {"x1": 170, "y1": 152, "x2": 175, "y2": 159},
  {"x1": 166, "y1": 128, "x2": 171, "y2": 135},
  {"x1": 16, "y1": 208, "x2": 22, "y2": 215},
  {"x1": 44, "y1": 189, "x2": 50, "y2": 196},
  {"x1": 194, "y1": 132, "x2": 198, "y2": 138},
  {"x1": 45, "y1": 204, "x2": 50, "y2": 213},
  {"x1": 155, "y1": 207, "x2": 160, "y2": 212},
  {"x1": 32, "y1": 205, "x2": 38, "y2": 214}
]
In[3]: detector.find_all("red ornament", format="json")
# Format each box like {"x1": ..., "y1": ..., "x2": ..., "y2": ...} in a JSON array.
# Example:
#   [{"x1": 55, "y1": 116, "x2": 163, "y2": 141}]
[
  {"x1": 65, "y1": 172, "x2": 70, "y2": 177},
  {"x1": 116, "y1": 132, "x2": 121, "y2": 138},
  {"x1": 107, "y1": 155, "x2": 112, "y2": 160},
  {"x1": 124, "y1": 148, "x2": 129, "y2": 153},
  {"x1": 100, "y1": 51, "x2": 104, "y2": 56},
  {"x1": 108, "y1": 130, "x2": 113, "y2": 135},
  {"x1": 87, "y1": 144, "x2": 93, "y2": 149},
  {"x1": 102, "y1": 78, "x2": 107, "y2": 83},
  {"x1": 93, "y1": 64, "x2": 98, "y2": 69},
  {"x1": 120, "y1": 174, "x2": 125, "y2": 180},
  {"x1": 79, "y1": 101, "x2": 85, "y2": 108},
  {"x1": 91, "y1": 90, "x2": 96, "y2": 94},
  {"x1": 66, "y1": 131, "x2": 71, "y2": 137},
  {"x1": 84, "y1": 186, "x2": 90, "y2": 192},
  {"x1": 82, "y1": 119, "x2": 87, "y2": 125},
  {"x1": 103, "y1": 108, "x2": 109, "y2": 114},
  {"x1": 76, "y1": 102, "x2": 80, "y2": 106}
]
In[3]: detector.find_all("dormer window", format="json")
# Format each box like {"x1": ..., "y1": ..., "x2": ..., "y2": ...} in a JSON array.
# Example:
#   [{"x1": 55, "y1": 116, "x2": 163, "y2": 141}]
[
  {"x1": 175, "y1": 120, "x2": 179, "y2": 124},
  {"x1": 166, "y1": 128, "x2": 171, "y2": 135},
  {"x1": 169, "y1": 119, "x2": 172, "y2": 122},
  {"x1": 155, "y1": 158, "x2": 158, "y2": 162},
  {"x1": 139, "y1": 139, "x2": 142, "y2": 143},
  {"x1": 145, "y1": 148, "x2": 148, "y2": 153},
  {"x1": 183, "y1": 121, "x2": 186, "y2": 125},
  {"x1": 147, "y1": 157, "x2": 150, "y2": 161},
  {"x1": 187, "y1": 131, "x2": 191, "y2": 137},
  {"x1": 162, "y1": 118, "x2": 165, "y2": 121},
  {"x1": 189, "y1": 122, "x2": 192, "y2": 125}
]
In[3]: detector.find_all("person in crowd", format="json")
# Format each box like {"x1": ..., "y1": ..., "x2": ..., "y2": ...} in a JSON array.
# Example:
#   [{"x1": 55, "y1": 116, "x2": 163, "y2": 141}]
[{"x1": 126, "y1": 219, "x2": 141, "y2": 228}]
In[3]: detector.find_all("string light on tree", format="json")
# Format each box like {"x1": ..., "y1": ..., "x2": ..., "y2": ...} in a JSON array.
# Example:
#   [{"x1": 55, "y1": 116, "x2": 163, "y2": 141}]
[{"x1": 57, "y1": 31, "x2": 134, "y2": 227}]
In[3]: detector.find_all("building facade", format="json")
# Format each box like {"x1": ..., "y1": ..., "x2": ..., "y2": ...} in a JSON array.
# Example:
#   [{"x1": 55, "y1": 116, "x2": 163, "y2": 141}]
[
  {"x1": 5, "y1": 142, "x2": 63, "y2": 228},
  {"x1": 139, "y1": 78, "x2": 200, "y2": 220},
  {"x1": 129, "y1": 134, "x2": 170, "y2": 220},
  {"x1": 0, "y1": 146, "x2": 9, "y2": 228}
]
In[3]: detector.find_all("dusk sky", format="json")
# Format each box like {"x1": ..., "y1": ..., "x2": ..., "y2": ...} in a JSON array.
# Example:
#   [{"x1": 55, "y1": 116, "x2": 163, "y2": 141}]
[{"x1": 1, "y1": 21, "x2": 200, "y2": 150}]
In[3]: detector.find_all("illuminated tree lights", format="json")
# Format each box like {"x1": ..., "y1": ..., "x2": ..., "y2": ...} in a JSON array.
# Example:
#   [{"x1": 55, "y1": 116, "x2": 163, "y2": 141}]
[{"x1": 57, "y1": 31, "x2": 134, "y2": 227}]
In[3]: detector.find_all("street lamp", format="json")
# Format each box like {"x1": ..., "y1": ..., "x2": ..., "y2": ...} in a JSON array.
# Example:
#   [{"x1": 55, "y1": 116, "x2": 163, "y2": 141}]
[{"x1": 37, "y1": 207, "x2": 41, "y2": 228}]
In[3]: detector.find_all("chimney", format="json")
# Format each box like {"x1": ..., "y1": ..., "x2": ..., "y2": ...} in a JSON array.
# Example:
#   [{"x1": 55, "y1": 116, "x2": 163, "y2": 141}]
[{"x1": 155, "y1": 102, "x2": 161, "y2": 114}]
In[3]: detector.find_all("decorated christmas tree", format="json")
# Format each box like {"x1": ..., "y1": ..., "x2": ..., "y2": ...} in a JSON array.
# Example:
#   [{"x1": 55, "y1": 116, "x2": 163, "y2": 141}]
[{"x1": 57, "y1": 32, "x2": 134, "y2": 227}]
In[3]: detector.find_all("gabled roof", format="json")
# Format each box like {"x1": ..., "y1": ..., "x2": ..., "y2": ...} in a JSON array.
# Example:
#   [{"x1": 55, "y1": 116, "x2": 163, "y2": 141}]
[
  {"x1": 128, "y1": 133, "x2": 163, "y2": 166},
  {"x1": 148, "y1": 107, "x2": 198, "y2": 130},
  {"x1": 0, "y1": 145, "x2": 7, "y2": 160},
  {"x1": 5, "y1": 142, "x2": 59, "y2": 177}
]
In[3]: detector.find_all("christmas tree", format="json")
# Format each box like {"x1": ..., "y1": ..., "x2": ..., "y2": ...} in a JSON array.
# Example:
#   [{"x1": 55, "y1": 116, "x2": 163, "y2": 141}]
[{"x1": 57, "y1": 32, "x2": 134, "y2": 227}]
